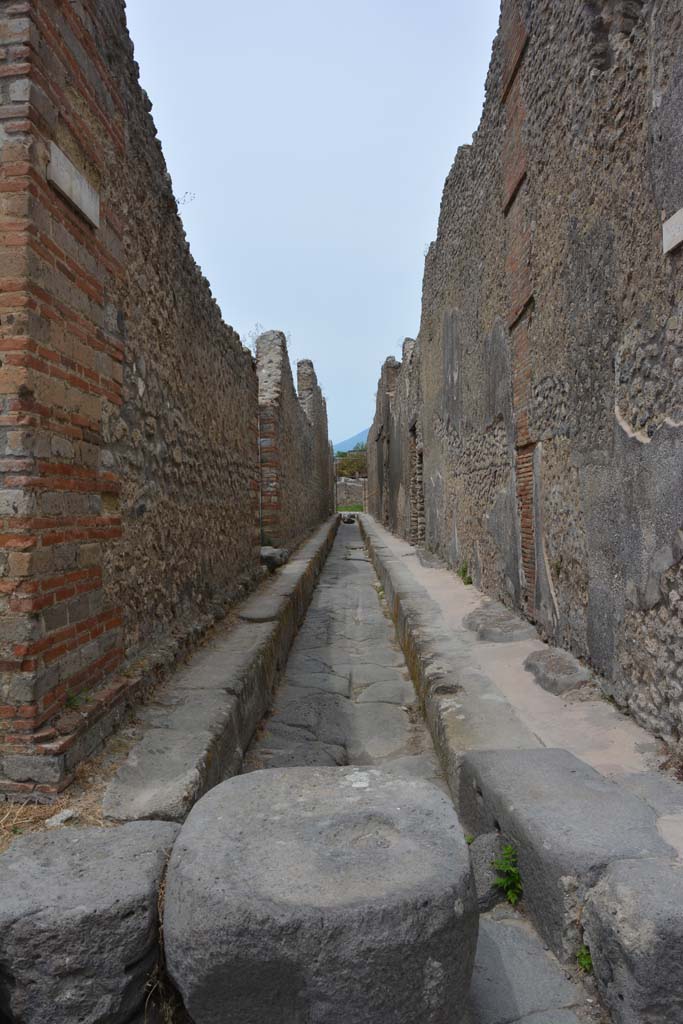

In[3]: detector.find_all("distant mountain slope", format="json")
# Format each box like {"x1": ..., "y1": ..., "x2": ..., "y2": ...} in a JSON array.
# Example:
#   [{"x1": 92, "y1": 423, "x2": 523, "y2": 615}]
[{"x1": 333, "y1": 427, "x2": 369, "y2": 453}]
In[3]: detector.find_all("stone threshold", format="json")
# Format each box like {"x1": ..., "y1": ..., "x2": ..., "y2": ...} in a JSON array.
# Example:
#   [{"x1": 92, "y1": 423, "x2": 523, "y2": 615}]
[{"x1": 359, "y1": 513, "x2": 683, "y2": 1024}]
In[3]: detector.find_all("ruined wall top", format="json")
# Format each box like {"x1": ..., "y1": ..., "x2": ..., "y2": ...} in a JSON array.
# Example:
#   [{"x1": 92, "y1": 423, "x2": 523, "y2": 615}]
[
  {"x1": 256, "y1": 331, "x2": 290, "y2": 404},
  {"x1": 255, "y1": 332, "x2": 333, "y2": 549},
  {"x1": 297, "y1": 359, "x2": 319, "y2": 397}
]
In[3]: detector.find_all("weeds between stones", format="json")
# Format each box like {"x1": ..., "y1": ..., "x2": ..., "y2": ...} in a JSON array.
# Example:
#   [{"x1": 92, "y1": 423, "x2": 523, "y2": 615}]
[
  {"x1": 492, "y1": 844, "x2": 523, "y2": 906},
  {"x1": 577, "y1": 944, "x2": 593, "y2": 974},
  {"x1": 458, "y1": 562, "x2": 473, "y2": 586}
]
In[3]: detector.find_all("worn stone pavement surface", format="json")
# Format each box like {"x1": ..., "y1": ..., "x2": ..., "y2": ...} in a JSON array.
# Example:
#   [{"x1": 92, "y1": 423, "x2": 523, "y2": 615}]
[{"x1": 246, "y1": 522, "x2": 603, "y2": 1024}]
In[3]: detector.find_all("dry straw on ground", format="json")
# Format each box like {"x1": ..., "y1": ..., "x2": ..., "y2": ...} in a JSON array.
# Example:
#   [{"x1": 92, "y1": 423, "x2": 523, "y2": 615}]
[{"x1": 0, "y1": 747, "x2": 123, "y2": 855}]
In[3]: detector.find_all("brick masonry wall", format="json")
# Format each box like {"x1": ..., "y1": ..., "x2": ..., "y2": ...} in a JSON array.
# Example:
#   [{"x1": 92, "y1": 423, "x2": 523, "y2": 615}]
[
  {"x1": 0, "y1": 0, "x2": 264, "y2": 797},
  {"x1": 368, "y1": 0, "x2": 683, "y2": 749},
  {"x1": 256, "y1": 331, "x2": 333, "y2": 552}
]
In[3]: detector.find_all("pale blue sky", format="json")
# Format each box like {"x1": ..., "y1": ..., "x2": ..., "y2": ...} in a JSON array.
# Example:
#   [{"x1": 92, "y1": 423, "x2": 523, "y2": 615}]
[{"x1": 125, "y1": 0, "x2": 501, "y2": 443}]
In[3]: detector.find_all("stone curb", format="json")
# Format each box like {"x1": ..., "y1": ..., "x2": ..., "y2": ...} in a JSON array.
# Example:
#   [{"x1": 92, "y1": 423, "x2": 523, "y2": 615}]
[
  {"x1": 358, "y1": 514, "x2": 683, "y2": 1023},
  {"x1": 357, "y1": 515, "x2": 540, "y2": 774},
  {"x1": 103, "y1": 516, "x2": 339, "y2": 824}
]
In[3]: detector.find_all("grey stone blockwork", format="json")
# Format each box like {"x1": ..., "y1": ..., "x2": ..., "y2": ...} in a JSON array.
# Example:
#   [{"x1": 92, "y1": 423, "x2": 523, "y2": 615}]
[{"x1": 367, "y1": 0, "x2": 683, "y2": 749}]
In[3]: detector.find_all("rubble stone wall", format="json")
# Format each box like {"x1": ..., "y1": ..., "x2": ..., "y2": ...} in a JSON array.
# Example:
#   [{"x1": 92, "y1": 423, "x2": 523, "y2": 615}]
[
  {"x1": 257, "y1": 332, "x2": 334, "y2": 552},
  {"x1": 0, "y1": 1, "x2": 331, "y2": 797},
  {"x1": 335, "y1": 477, "x2": 366, "y2": 510},
  {"x1": 369, "y1": 0, "x2": 683, "y2": 748}
]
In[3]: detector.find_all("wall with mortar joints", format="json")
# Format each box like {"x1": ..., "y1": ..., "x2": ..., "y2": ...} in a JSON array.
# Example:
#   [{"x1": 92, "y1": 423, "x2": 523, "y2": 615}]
[
  {"x1": 256, "y1": 331, "x2": 334, "y2": 552},
  {"x1": 336, "y1": 478, "x2": 366, "y2": 510},
  {"x1": 368, "y1": 0, "x2": 683, "y2": 750},
  {"x1": 0, "y1": 0, "x2": 263, "y2": 797},
  {"x1": 367, "y1": 340, "x2": 422, "y2": 542}
]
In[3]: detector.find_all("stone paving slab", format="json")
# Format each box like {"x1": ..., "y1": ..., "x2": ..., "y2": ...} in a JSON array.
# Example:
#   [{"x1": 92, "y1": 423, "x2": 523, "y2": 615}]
[
  {"x1": 245, "y1": 523, "x2": 427, "y2": 775},
  {"x1": 347, "y1": 701, "x2": 423, "y2": 763},
  {"x1": 467, "y1": 908, "x2": 588, "y2": 1024},
  {"x1": 356, "y1": 677, "x2": 415, "y2": 703}
]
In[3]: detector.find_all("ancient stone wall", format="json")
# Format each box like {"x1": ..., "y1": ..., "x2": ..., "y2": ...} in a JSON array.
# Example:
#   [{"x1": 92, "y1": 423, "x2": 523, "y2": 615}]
[
  {"x1": 335, "y1": 477, "x2": 366, "y2": 510},
  {"x1": 367, "y1": 340, "x2": 424, "y2": 544},
  {"x1": 369, "y1": 0, "x2": 683, "y2": 748},
  {"x1": 257, "y1": 332, "x2": 334, "y2": 552},
  {"x1": 0, "y1": 1, "x2": 331, "y2": 798}
]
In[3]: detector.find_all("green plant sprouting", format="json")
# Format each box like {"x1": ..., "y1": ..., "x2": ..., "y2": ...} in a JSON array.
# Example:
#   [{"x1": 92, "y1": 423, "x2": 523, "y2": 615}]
[
  {"x1": 577, "y1": 945, "x2": 593, "y2": 974},
  {"x1": 458, "y1": 562, "x2": 473, "y2": 586},
  {"x1": 492, "y1": 844, "x2": 523, "y2": 906}
]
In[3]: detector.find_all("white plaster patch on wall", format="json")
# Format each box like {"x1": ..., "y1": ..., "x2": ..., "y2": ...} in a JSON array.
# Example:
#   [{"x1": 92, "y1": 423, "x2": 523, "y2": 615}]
[
  {"x1": 663, "y1": 208, "x2": 683, "y2": 254},
  {"x1": 47, "y1": 142, "x2": 100, "y2": 228},
  {"x1": 614, "y1": 403, "x2": 683, "y2": 444}
]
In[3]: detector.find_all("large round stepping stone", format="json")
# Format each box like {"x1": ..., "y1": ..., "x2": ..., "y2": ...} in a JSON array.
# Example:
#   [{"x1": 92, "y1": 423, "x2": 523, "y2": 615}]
[{"x1": 165, "y1": 766, "x2": 478, "y2": 1023}]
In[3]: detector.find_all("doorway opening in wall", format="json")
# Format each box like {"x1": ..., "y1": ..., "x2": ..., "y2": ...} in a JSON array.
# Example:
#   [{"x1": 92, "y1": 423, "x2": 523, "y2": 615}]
[{"x1": 409, "y1": 422, "x2": 425, "y2": 546}]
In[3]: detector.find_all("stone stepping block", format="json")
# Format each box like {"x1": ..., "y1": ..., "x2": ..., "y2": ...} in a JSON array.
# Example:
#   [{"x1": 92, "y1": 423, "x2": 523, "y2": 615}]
[
  {"x1": 457, "y1": 748, "x2": 674, "y2": 961},
  {"x1": 523, "y1": 647, "x2": 592, "y2": 695},
  {"x1": 164, "y1": 766, "x2": 478, "y2": 1024},
  {"x1": 463, "y1": 601, "x2": 537, "y2": 643},
  {"x1": 584, "y1": 858, "x2": 683, "y2": 1024},
  {"x1": 0, "y1": 821, "x2": 178, "y2": 1024}
]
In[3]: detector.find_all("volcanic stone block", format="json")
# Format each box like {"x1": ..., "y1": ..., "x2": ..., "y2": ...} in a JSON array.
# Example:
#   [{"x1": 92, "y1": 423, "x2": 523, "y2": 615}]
[
  {"x1": 523, "y1": 647, "x2": 591, "y2": 695},
  {"x1": 463, "y1": 602, "x2": 537, "y2": 642},
  {"x1": 0, "y1": 821, "x2": 178, "y2": 1024},
  {"x1": 583, "y1": 858, "x2": 683, "y2": 1024},
  {"x1": 164, "y1": 766, "x2": 478, "y2": 1024},
  {"x1": 457, "y1": 748, "x2": 673, "y2": 960},
  {"x1": 470, "y1": 909, "x2": 584, "y2": 1024}
]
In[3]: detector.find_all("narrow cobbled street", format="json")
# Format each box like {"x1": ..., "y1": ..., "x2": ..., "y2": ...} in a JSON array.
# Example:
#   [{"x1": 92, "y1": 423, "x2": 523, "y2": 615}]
[
  {"x1": 245, "y1": 521, "x2": 604, "y2": 1024},
  {"x1": 245, "y1": 521, "x2": 435, "y2": 774}
]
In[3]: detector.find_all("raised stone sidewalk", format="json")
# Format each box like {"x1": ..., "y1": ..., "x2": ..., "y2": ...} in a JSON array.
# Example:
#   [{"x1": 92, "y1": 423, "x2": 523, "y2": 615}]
[
  {"x1": 359, "y1": 513, "x2": 683, "y2": 1024},
  {"x1": 102, "y1": 516, "x2": 339, "y2": 823}
]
